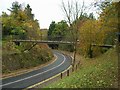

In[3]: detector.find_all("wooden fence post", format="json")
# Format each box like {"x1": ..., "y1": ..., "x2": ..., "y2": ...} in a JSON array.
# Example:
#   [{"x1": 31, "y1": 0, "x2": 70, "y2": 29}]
[
  {"x1": 67, "y1": 70, "x2": 69, "y2": 76},
  {"x1": 61, "y1": 73, "x2": 62, "y2": 79}
]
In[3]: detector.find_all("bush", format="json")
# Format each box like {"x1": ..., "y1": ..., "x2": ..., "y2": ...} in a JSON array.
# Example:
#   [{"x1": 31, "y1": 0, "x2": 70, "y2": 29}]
[{"x1": 2, "y1": 42, "x2": 53, "y2": 73}]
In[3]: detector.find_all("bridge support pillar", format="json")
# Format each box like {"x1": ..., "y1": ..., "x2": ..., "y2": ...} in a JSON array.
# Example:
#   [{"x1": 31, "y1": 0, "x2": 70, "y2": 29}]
[{"x1": 15, "y1": 41, "x2": 20, "y2": 46}]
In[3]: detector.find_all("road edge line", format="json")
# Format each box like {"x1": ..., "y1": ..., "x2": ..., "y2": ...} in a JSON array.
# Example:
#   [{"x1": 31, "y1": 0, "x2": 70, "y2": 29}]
[
  {"x1": 25, "y1": 65, "x2": 72, "y2": 89},
  {"x1": 2, "y1": 53, "x2": 57, "y2": 80},
  {"x1": 1, "y1": 53, "x2": 62, "y2": 87}
]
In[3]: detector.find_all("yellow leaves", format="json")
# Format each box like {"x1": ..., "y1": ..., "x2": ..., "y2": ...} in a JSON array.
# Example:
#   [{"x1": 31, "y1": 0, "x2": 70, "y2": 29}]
[
  {"x1": 78, "y1": 20, "x2": 99, "y2": 56},
  {"x1": 20, "y1": 29, "x2": 25, "y2": 33},
  {"x1": 80, "y1": 20, "x2": 97, "y2": 36},
  {"x1": 29, "y1": 25, "x2": 33, "y2": 28},
  {"x1": 17, "y1": 10, "x2": 27, "y2": 20},
  {"x1": 24, "y1": 22, "x2": 32, "y2": 28}
]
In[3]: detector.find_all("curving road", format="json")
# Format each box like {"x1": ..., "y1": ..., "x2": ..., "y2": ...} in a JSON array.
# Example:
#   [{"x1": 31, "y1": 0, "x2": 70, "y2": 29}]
[{"x1": 1, "y1": 50, "x2": 72, "y2": 89}]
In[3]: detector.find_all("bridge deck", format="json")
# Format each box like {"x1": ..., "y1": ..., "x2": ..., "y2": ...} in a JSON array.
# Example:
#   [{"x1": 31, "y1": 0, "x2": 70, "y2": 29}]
[
  {"x1": 12, "y1": 40, "x2": 74, "y2": 44},
  {"x1": 91, "y1": 44, "x2": 113, "y2": 48}
]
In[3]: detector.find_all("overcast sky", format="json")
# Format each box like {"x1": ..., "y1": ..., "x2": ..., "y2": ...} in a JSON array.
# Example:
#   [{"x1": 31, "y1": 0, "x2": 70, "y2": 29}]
[{"x1": 0, "y1": 0, "x2": 98, "y2": 29}]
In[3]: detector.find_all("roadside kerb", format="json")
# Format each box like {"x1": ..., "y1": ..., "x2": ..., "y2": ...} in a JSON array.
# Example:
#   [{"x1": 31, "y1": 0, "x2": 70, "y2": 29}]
[
  {"x1": 2, "y1": 54, "x2": 57, "y2": 80},
  {"x1": 25, "y1": 56, "x2": 81, "y2": 89},
  {"x1": 25, "y1": 65, "x2": 72, "y2": 89}
]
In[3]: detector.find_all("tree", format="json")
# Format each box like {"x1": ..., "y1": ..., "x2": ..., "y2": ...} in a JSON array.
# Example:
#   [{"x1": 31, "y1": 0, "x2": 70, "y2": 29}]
[
  {"x1": 78, "y1": 1, "x2": 119, "y2": 57},
  {"x1": 48, "y1": 21, "x2": 56, "y2": 40},
  {"x1": 2, "y1": 2, "x2": 41, "y2": 40},
  {"x1": 24, "y1": 4, "x2": 34, "y2": 20},
  {"x1": 8, "y1": 1, "x2": 21, "y2": 16},
  {"x1": 79, "y1": 19, "x2": 98, "y2": 57},
  {"x1": 53, "y1": 20, "x2": 68, "y2": 40},
  {"x1": 2, "y1": 12, "x2": 11, "y2": 36},
  {"x1": 61, "y1": 0, "x2": 94, "y2": 66},
  {"x1": 97, "y1": 1, "x2": 118, "y2": 45},
  {"x1": 47, "y1": 20, "x2": 69, "y2": 49}
]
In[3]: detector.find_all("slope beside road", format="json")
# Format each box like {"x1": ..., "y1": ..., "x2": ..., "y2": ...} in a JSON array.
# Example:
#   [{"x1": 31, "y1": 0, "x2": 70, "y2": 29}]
[{"x1": 1, "y1": 50, "x2": 72, "y2": 89}]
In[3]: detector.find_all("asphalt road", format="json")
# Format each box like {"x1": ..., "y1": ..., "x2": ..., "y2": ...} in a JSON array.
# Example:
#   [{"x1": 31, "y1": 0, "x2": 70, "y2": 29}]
[{"x1": 1, "y1": 50, "x2": 72, "y2": 89}]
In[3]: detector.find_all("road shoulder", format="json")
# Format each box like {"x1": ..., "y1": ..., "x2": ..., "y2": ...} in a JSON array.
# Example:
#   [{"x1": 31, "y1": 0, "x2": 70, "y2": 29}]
[{"x1": 2, "y1": 55, "x2": 57, "y2": 79}]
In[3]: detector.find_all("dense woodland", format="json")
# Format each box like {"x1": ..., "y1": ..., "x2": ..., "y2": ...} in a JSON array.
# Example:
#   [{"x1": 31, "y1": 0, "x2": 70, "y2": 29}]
[
  {"x1": 46, "y1": 1, "x2": 119, "y2": 88},
  {"x1": 48, "y1": 1, "x2": 118, "y2": 57},
  {"x1": 1, "y1": 2, "x2": 53, "y2": 73}
]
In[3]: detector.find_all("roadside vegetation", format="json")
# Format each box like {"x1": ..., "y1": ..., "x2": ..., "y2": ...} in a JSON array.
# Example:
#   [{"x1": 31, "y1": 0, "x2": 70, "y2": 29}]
[
  {"x1": 1, "y1": 2, "x2": 53, "y2": 74},
  {"x1": 1, "y1": 0, "x2": 119, "y2": 88},
  {"x1": 45, "y1": 0, "x2": 119, "y2": 88},
  {"x1": 47, "y1": 1, "x2": 118, "y2": 58},
  {"x1": 46, "y1": 48, "x2": 118, "y2": 88}
]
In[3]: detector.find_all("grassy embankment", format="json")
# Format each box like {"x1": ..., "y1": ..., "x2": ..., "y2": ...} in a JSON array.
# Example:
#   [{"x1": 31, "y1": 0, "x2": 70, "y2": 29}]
[
  {"x1": 0, "y1": 41, "x2": 1, "y2": 56},
  {"x1": 2, "y1": 40, "x2": 53, "y2": 74},
  {"x1": 46, "y1": 47, "x2": 118, "y2": 88}
]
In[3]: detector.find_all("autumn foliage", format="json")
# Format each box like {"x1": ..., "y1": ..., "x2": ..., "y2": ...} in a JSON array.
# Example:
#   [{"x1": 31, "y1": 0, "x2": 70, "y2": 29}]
[
  {"x1": 77, "y1": 2, "x2": 118, "y2": 57},
  {"x1": 1, "y1": 2, "x2": 53, "y2": 73}
]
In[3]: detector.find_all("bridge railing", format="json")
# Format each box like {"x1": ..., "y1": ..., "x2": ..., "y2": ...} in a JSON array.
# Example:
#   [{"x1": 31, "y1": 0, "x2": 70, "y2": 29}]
[{"x1": 11, "y1": 35, "x2": 75, "y2": 42}]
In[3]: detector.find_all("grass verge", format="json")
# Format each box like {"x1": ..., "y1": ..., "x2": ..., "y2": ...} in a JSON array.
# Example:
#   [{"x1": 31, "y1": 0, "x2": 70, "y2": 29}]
[{"x1": 45, "y1": 48, "x2": 118, "y2": 88}]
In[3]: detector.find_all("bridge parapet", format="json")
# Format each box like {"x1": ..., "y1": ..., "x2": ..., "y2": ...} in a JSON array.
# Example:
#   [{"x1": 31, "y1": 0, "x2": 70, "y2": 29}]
[{"x1": 12, "y1": 40, "x2": 74, "y2": 44}]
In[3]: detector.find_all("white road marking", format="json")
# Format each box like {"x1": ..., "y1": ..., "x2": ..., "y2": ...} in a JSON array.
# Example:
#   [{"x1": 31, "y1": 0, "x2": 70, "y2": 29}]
[
  {"x1": 1, "y1": 52, "x2": 66, "y2": 87},
  {"x1": 1, "y1": 53, "x2": 57, "y2": 80}
]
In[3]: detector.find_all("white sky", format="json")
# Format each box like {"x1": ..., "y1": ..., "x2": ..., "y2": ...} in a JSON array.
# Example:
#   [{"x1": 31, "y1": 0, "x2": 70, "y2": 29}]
[{"x1": 0, "y1": 0, "x2": 97, "y2": 29}]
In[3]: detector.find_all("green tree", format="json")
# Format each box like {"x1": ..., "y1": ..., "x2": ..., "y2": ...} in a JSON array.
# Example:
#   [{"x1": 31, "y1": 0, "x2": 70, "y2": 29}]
[
  {"x1": 8, "y1": 1, "x2": 21, "y2": 16},
  {"x1": 52, "y1": 20, "x2": 68, "y2": 40},
  {"x1": 47, "y1": 20, "x2": 69, "y2": 49},
  {"x1": 2, "y1": 12, "x2": 11, "y2": 36},
  {"x1": 2, "y1": 2, "x2": 41, "y2": 40},
  {"x1": 24, "y1": 4, "x2": 34, "y2": 20},
  {"x1": 48, "y1": 21, "x2": 56, "y2": 40}
]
